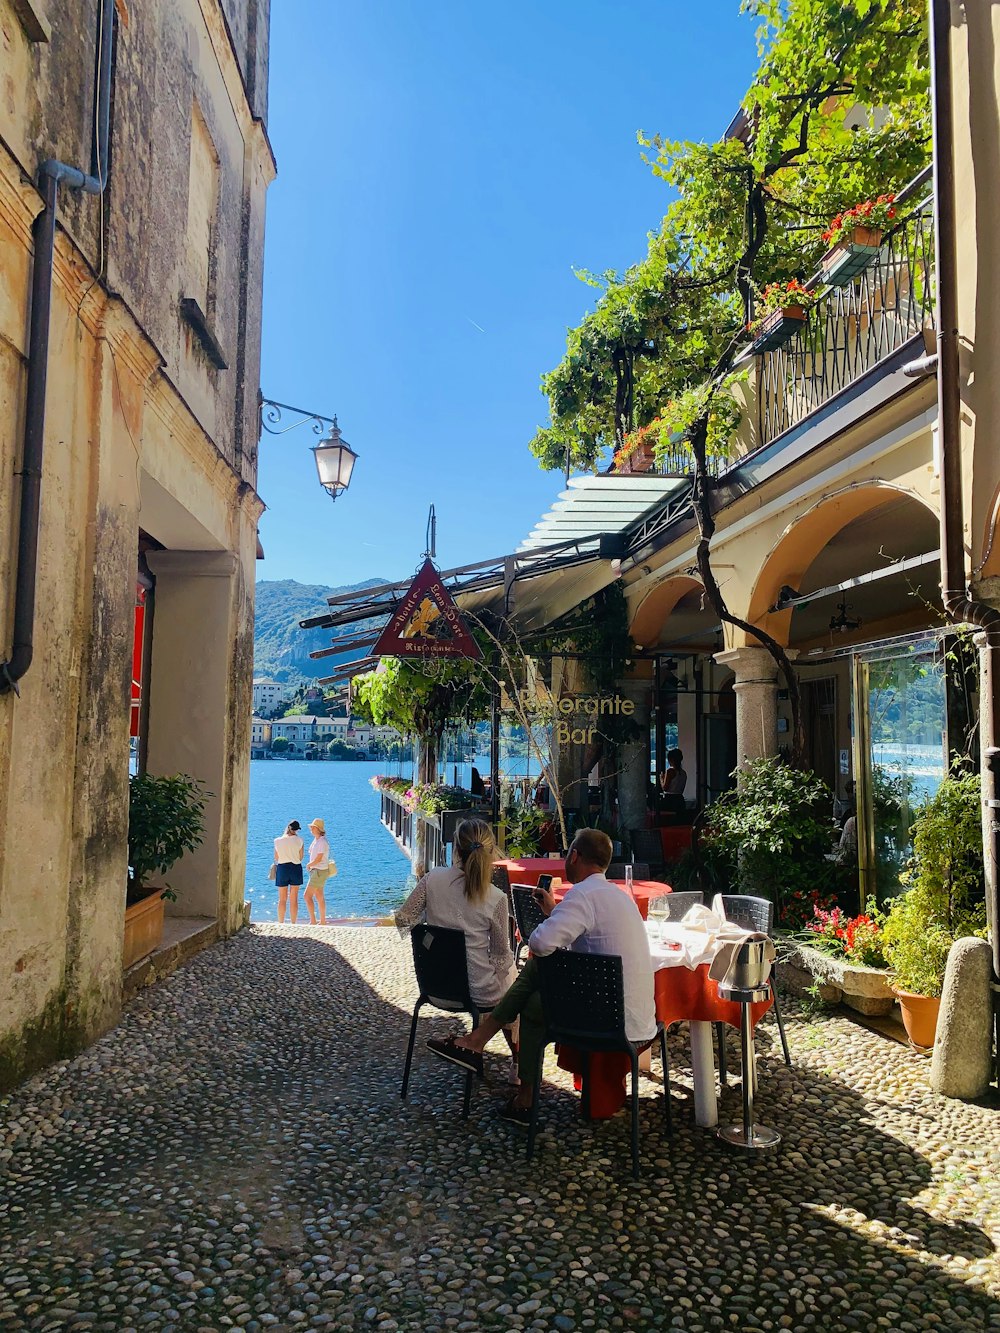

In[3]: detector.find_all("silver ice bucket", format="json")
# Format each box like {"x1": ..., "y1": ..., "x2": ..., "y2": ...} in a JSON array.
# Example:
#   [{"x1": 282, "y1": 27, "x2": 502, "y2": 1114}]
[{"x1": 730, "y1": 934, "x2": 771, "y2": 990}]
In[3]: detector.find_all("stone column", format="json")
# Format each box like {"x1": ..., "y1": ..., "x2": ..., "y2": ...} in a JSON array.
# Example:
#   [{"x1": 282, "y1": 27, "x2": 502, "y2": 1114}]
[
  {"x1": 144, "y1": 551, "x2": 238, "y2": 923},
  {"x1": 714, "y1": 646, "x2": 788, "y2": 768},
  {"x1": 616, "y1": 681, "x2": 652, "y2": 839}
]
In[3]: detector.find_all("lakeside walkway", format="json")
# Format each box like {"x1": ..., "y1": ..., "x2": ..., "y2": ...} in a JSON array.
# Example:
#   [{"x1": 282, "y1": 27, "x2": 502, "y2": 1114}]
[{"x1": 2, "y1": 925, "x2": 999, "y2": 1332}]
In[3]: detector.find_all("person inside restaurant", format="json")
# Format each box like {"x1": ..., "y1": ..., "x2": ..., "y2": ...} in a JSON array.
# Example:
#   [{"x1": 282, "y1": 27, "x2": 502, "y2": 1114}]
[
  {"x1": 427, "y1": 828, "x2": 655, "y2": 1126},
  {"x1": 658, "y1": 747, "x2": 688, "y2": 817}
]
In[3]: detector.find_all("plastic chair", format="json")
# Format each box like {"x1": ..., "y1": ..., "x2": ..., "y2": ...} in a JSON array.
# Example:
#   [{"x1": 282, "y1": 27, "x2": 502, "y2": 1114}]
[
  {"x1": 400, "y1": 924, "x2": 481, "y2": 1118},
  {"x1": 511, "y1": 884, "x2": 546, "y2": 967},
  {"x1": 719, "y1": 894, "x2": 791, "y2": 1066},
  {"x1": 608, "y1": 862, "x2": 651, "y2": 881},
  {"x1": 629, "y1": 828, "x2": 665, "y2": 868},
  {"x1": 491, "y1": 865, "x2": 516, "y2": 952},
  {"x1": 647, "y1": 889, "x2": 704, "y2": 921},
  {"x1": 528, "y1": 950, "x2": 673, "y2": 1180}
]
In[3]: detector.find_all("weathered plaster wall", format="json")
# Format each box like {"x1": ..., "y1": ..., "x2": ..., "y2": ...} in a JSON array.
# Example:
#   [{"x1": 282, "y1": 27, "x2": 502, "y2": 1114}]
[{"x1": 0, "y1": 0, "x2": 271, "y2": 1090}]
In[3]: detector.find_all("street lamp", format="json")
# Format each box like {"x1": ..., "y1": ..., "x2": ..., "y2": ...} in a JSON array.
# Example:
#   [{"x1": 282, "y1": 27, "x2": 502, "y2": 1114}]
[
  {"x1": 259, "y1": 397, "x2": 359, "y2": 502},
  {"x1": 312, "y1": 418, "x2": 358, "y2": 502}
]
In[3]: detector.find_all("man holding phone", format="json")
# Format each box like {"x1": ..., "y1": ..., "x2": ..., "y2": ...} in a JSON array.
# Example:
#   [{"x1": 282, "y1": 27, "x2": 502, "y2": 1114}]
[{"x1": 428, "y1": 828, "x2": 655, "y2": 1125}]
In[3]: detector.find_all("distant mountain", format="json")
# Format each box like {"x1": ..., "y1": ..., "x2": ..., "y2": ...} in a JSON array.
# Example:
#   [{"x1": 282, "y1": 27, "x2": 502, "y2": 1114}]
[{"x1": 253, "y1": 578, "x2": 388, "y2": 685}]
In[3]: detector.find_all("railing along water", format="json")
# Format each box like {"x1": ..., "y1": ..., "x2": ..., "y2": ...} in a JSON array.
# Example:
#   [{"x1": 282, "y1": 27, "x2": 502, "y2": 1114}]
[{"x1": 757, "y1": 194, "x2": 935, "y2": 446}]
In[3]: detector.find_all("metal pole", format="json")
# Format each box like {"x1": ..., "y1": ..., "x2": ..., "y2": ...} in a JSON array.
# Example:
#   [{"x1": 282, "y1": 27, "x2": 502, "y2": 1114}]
[
  {"x1": 740, "y1": 1003, "x2": 755, "y2": 1145},
  {"x1": 490, "y1": 650, "x2": 501, "y2": 829}
]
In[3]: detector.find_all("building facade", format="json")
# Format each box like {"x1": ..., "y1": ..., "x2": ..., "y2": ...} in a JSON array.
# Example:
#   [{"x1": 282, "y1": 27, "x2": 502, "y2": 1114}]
[
  {"x1": 0, "y1": 0, "x2": 274, "y2": 1088},
  {"x1": 252, "y1": 677, "x2": 291, "y2": 713}
]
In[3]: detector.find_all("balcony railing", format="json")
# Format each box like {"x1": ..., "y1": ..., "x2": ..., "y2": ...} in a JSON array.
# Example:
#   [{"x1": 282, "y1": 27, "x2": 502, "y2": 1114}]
[{"x1": 757, "y1": 192, "x2": 935, "y2": 446}]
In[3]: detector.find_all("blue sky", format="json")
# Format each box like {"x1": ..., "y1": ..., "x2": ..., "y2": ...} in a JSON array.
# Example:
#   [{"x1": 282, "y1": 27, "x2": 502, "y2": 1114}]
[{"x1": 257, "y1": 2, "x2": 757, "y2": 590}]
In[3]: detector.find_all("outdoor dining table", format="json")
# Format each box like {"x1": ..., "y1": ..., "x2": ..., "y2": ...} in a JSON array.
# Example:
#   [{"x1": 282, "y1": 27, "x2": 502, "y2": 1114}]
[
  {"x1": 496, "y1": 858, "x2": 671, "y2": 921},
  {"x1": 556, "y1": 919, "x2": 773, "y2": 1128}
]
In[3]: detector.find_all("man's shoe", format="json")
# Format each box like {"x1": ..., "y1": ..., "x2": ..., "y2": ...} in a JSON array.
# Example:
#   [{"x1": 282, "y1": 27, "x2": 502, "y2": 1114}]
[
  {"x1": 499, "y1": 1095, "x2": 532, "y2": 1128},
  {"x1": 426, "y1": 1037, "x2": 484, "y2": 1079}
]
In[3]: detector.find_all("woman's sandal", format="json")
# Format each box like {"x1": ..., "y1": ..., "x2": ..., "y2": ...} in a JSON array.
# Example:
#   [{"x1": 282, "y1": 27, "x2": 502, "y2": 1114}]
[{"x1": 499, "y1": 1094, "x2": 532, "y2": 1127}]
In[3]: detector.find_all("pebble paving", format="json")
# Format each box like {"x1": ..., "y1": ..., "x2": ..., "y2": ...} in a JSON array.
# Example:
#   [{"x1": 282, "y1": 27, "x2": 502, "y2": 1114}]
[{"x1": 2, "y1": 924, "x2": 1000, "y2": 1332}]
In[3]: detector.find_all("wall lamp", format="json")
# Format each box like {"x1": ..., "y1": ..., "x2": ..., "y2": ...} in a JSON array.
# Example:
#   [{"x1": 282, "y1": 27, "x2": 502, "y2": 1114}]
[{"x1": 259, "y1": 397, "x2": 359, "y2": 502}]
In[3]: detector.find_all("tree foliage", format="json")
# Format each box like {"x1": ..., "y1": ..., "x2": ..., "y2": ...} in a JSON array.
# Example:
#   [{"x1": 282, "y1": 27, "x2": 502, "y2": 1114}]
[
  {"x1": 351, "y1": 655, "x2": 492, "y2": 741},
  {"x1": 529, "y1": 0, "x2": 929, "y2": 474},
  {"x1": 127, "y1": 773, "x2": 209, "y2": 901}
]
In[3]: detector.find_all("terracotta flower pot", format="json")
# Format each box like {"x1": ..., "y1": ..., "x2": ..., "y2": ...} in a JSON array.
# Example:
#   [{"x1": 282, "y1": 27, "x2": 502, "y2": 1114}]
[
  {"x1": 615, "y1": 440, "x2": 657, "y2": 475},
  {"x1": 123, "y1": 888, "x2": 165, "y2": 969},
  {"x1": 892, "y1": 987, "x2": 941, "y2": 1050},
  {"x1": 750, "y1": 305, "x2": 808, "y2": 352}
]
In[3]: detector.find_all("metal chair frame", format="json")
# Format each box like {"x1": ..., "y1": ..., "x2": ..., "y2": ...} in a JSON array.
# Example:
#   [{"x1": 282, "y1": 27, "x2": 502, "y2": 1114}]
[
  {"x1": 527, "y1": 950, "x2": 673, "y2": 1180},
  {"x1": 510, "y1": 884, "x2": 546, "y2": 967},
  {"x1": 400, "y1": 923, "x2": 481, "y2": 1118}
]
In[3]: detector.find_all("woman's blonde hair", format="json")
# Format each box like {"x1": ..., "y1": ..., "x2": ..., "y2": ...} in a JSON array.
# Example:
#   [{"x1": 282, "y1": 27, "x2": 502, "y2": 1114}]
[{"x1": 454, "y1": 818, "x2": 496, "y2": 903}]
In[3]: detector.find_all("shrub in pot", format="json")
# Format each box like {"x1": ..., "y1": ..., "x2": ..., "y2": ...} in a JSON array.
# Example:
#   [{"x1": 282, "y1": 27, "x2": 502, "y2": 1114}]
[
  {"x1": 880, "y1": 771, "x2": 986, "y2": 1047},
  {"x1": 127, "y1": 772, "x2": 209, "y2": 906}
]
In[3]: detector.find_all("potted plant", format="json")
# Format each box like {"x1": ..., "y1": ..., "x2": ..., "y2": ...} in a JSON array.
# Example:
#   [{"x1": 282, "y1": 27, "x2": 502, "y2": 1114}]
[
  {"x1": 612, "y1": 420, "x2": 662, "y2": 475},
  {"x1": 748, "y1": 280, "x2": 818, "y2": 351},
  {"x1": 880, "y1": 771, "x2": 986, "y2": 1048},
  {"x1": 819, "y1": 195, "x2": 897, "y2": 286},
  {"x1": 125, "y1": 773, "x2": 209, "y2": 969}
]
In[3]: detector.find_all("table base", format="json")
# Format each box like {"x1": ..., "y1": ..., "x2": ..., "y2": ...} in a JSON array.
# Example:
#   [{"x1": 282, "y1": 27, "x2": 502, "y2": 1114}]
[{"x1": 717, "y1": 1122, "x2": 781, "y2": 1149}]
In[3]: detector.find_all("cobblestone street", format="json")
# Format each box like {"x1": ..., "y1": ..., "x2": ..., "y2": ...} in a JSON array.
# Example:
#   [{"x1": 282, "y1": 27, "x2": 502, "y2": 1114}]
[{"x1": 2, "y1": 925, "x2": 1000, "y2": 1332}]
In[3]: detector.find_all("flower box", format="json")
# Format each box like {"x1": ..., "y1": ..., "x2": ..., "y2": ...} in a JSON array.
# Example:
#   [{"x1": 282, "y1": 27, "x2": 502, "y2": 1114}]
[
  {"x1": 777, "y1": 937, "x2": 895, "y2": 1016},
  {"x1": 123, "y1": 888, "x2": 165, "y2": 970},
  {"x1": 820, "y1": 225, "x2": 885, "y2": 287},
  {"x1": 749, "y1": 306, "x2": 807, "y2": 353},
  {"x1": 614, "y1": 441, "x2": 657, "y2": 475}
]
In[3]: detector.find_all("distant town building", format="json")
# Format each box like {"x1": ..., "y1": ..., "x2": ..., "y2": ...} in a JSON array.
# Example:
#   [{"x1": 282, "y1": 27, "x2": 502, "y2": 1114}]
[
  {"x1": 269, "y1": 715, "x2": 347, "y2": 750},
  {"x1": 251, "y1": 717, "x2": 273, "y2": 753},
  {"x1": 253, "y1": 679, "x2": 292, "y2": 713}
]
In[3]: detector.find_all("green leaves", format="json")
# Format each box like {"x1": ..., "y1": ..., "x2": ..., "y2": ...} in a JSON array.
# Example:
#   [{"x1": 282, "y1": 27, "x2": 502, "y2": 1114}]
[
  {"x1": 128, "y1": 773, "x2": 209, "y2": 898},
  {"x1": 530, "y1": 0, "x2": 929, "y2": 475}
]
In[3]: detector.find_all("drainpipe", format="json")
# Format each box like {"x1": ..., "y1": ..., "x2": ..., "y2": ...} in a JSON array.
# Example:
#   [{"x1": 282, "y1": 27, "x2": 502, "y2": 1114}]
[
  {"x1": 929, "y1": 0, "x2": 1000, "y2": 1042},
  {"x1": 0, "y1": 0, "x2": 115, "y2": 695}
]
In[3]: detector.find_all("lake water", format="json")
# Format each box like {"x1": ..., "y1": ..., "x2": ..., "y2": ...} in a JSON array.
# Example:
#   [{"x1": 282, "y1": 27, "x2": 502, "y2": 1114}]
[{"x1": 245, "y1": 756, "x2": 520, "y2": 921}]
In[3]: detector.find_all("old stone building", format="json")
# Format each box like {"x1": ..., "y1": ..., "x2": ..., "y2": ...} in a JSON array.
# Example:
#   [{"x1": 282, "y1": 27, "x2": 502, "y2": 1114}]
[{"x1": 0, "y1": 0, "x2": 274, "y2": 1087}]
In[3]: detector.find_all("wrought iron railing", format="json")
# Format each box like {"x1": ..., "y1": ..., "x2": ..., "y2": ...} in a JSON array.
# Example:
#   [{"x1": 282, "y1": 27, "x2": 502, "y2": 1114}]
[{"x1": 757, "y1": 193, "x2": 935, "y2": 446}]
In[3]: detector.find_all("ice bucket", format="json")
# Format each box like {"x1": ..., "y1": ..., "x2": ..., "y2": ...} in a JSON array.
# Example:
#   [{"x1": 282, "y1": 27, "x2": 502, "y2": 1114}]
[{"x1": 730, "y1": 934, "x2": 771, "y2": 990}]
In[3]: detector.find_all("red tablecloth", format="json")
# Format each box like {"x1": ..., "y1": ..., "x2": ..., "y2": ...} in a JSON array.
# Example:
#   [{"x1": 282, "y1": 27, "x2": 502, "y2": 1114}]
[
  {"x1": 557, "y1": 962, "x2": 773, "y2": 1119},
  {"x1": 552, "y1": 878, "x2": 669, "y2": 922}
]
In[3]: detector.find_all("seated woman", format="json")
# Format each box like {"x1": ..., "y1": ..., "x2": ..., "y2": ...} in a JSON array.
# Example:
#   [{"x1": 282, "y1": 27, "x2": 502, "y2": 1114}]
[{"x1": 394, "y1": 818, "x2": 518, "y2": 1077}]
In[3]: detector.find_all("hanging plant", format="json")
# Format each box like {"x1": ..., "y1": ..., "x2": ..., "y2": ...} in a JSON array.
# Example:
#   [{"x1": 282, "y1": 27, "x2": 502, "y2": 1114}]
[{"x1": 822, "y1": 195, "x2": 898, "y2": 249}]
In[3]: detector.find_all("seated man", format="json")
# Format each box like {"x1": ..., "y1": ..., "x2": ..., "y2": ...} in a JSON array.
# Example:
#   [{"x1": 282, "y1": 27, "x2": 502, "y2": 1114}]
[{"x1": 427, "y1": 828, "x2": 656, "y2": 1125}]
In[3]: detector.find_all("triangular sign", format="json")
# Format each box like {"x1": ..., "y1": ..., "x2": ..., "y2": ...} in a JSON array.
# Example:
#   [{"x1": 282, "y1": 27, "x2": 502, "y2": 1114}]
[{"x1": 372, "y1": 559, "x2": 483, "y2": 660}]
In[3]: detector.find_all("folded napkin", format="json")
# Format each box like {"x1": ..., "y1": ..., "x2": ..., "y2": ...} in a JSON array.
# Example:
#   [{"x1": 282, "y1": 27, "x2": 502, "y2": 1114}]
[{"x1": 679, "y1": 903, "x2": 725, "y2": 933}]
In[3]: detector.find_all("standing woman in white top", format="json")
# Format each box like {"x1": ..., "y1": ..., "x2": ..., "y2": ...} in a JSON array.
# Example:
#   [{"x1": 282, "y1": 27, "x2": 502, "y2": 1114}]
[
  {"x1": 395, "y1": 819, "x2": 518, "y2": 1071},
  {"x1": 304, "y1": 817, "x2": 332, "y2": 925},
  {"x1": 274, "y1": 820, "x2": 304, "y2": 923}
]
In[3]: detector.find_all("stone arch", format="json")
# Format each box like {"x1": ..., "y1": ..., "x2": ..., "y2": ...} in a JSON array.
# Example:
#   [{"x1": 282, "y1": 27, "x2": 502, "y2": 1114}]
[
  {"x1": 630, "y1": 575, "x2": 703, "y2": 647},
  {"x1": 745, "y1": 483, "x2": 939, "y2": 647}
]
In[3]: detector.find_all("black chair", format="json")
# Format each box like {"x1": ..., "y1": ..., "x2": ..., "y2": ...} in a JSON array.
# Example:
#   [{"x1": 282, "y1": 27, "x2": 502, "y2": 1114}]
[
  {"x1": 719, "y1": 894, "x2": 791, "y2": 1067},
  {"x1": 608, "y1": 862, "x2": 651, "y2": 881},
  {"x1": 629, "y1": 828, "x2": 665, "y2": 868},
  {"x1": 491, "y1": 865, "x2": 517, "y2": 952},
  {"x1": 527, "y1": 950, "x2": 672, "y2": 1180},
  {"x1": 647, "y1": 889, "x2": 703, "y2": 921},
  {"x1": 511, "y1": 884, "x2": 546, "y2": 967},
  {"x1": 400, "y1": 924, "x2": 480, "y2": 1118}
]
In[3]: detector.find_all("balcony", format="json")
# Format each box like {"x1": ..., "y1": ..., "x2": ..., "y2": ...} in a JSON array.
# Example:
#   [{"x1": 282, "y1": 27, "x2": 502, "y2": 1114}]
[{"x1": 756, "y1": 185, "x2": 934, "y2": 447}]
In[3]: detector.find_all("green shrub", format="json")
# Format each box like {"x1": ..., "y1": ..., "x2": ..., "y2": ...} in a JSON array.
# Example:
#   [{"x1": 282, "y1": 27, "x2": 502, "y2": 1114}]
[
  {"x1": 701, "y1": 755, "x2": 836, "y2": 925},
  {"x1": 128, "y1": 773, "x2": 209, "y2": 904},
  {"x1": 881, "y1": 771, "x2": 986, "y2": 996}
]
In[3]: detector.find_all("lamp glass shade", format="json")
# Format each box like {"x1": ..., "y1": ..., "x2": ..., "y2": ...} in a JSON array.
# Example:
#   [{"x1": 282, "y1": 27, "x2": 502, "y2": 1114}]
[{"x1": 312, "y1": 422, "x2": 358, "y2": 499}]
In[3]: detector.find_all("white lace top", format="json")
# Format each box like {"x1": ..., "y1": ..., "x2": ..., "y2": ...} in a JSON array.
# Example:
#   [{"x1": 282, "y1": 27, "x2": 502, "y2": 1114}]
[{"x1": 395, "y1": 866, "x2": 514, "y2": 1008}]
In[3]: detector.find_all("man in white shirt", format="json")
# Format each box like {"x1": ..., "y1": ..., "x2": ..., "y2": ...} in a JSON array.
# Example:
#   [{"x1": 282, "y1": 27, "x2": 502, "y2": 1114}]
[{"x1": 427, "y1": 828, "x2": 655, "y2": 1125}]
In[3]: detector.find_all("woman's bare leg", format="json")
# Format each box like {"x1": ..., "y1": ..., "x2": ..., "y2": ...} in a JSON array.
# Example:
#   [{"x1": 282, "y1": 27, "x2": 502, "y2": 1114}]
[
  {"x1": 278, "y1": 885, "x2": 288, "y2": 923},
  {"x1": 288, "y1": 888, "x2": 299, "y2": 924},
  {"x1": 304, "y1": 886, "x2": 318, "y2": 925},
  {"x1": 315, "y1": 883, "x2": 327, "y2": 925}
]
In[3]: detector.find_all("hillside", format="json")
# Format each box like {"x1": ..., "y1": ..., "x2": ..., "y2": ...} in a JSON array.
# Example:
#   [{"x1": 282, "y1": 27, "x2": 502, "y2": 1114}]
[{"x1": 253, "y1": 578, "x2": 388, "y2": 684}]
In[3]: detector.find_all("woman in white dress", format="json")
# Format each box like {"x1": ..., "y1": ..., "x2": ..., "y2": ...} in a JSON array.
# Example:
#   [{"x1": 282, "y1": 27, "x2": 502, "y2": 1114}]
[{"x1": 395, "y1": 818, "x2": 518, "y2": 1076}]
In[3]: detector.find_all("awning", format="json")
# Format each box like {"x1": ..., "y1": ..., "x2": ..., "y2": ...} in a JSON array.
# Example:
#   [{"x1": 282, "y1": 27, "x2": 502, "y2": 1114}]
[{"x1": 520, "y1": 473, "x2": 690, "y2": 550}]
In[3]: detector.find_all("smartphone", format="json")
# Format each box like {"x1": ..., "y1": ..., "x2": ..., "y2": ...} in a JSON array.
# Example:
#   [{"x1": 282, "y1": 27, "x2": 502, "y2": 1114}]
[{"x1": 536, "y1": 874, "x2": 553, "y2": 892}]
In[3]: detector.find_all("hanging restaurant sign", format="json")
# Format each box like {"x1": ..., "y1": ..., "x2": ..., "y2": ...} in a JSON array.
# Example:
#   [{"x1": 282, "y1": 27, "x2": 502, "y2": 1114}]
[{"x1": 372, "y1": 558, "x2": 482, "y2": 660}]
